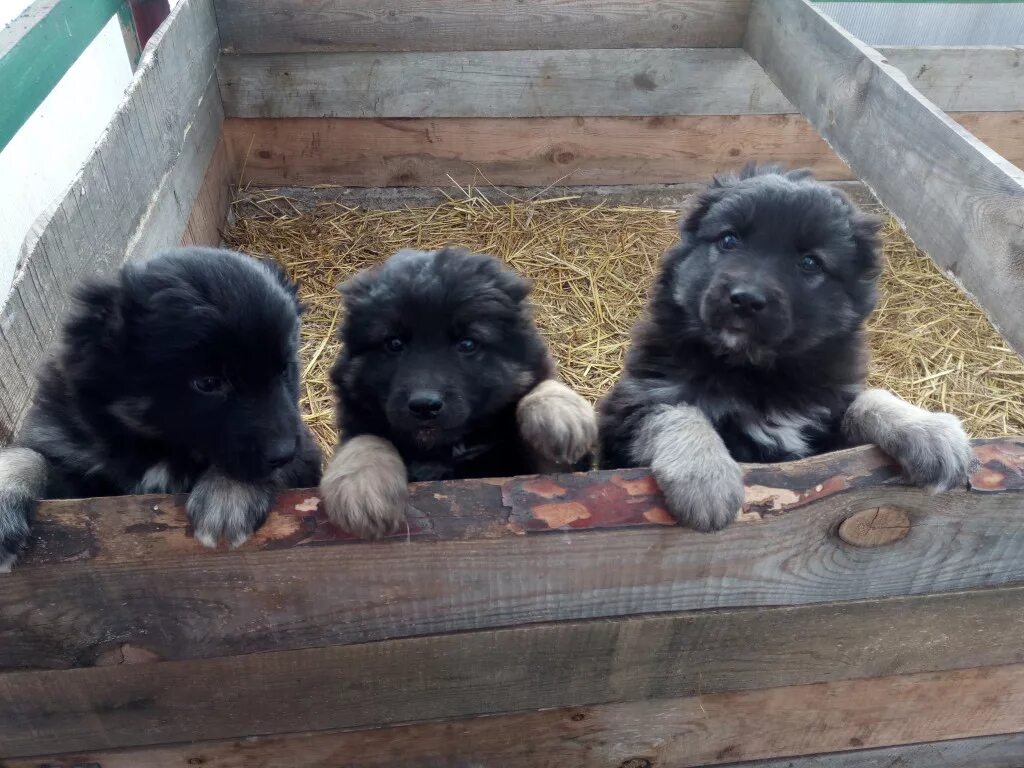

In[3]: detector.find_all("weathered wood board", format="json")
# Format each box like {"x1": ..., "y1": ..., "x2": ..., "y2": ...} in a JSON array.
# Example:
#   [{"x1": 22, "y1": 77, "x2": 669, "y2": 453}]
[
  {"x1": 3, "y1": 439, "x2": 1023, "y2": 673},
  {"x1": 10, "y1": 664, "x2": 1024, "y2": 764},
  {"x1": 217, "y1": 49, "x2": 793, "y2": 118},
  {"x1": 0, "y1": 0, "x2": 221, "y2": 440},
  {"x1": 745, "y1": 0, "x2": 1024, "y2": 356},
  {"x1": 181, "y1": 133, "x2": 232, "y2": 248},
  {"x1": 222, "y1": 111, "x2": 1024, "y2": 188},
  {"x1": 218, "y1": 46, "x2": 1024, "y2": 120},
  {"x1": 213, "y1": 0, "x2": 753, "y2": 53}
]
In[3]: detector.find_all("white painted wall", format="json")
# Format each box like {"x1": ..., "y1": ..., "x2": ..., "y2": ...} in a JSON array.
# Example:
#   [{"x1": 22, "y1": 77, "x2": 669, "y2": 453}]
[{"x1": 0, "y1": 0, "x2": 183, "y2": 301}]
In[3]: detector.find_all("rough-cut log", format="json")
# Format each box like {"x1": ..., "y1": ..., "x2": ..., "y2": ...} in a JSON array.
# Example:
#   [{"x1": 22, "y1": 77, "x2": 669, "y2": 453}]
[
  {"x1": 1, "y1": 439, "x2": 1022, "y2": 672},
  {"x1": 8, "y1": 663, "x2": 1024, "y2": 764}
]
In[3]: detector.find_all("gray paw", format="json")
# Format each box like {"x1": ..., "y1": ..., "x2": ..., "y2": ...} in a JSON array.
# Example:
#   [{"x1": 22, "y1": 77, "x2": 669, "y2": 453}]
[
  {"x1": 652, "y1": 450, "x2": 744, "y2": 532},
  {"x1": 320, "y1": 436, "x2": 408, "y2": 539},
  {"x1": 0, "y1": 492, "x2": 32, "y2": 572},
  {"x1": 517, "y1": 379, "x2": 597, "y2": 468},
  {"x1": 187, "y1": 471, "x2": 274, "y2": 548},
  {"x1": 0, "y1": 447, "x2": 47, "y2": 571},
  {"x1": 844, "y1": 389, "x2": 972, "y2": 493},
  {"x1": 887, "y1": 411, "x2": 972, "y2": 492}
]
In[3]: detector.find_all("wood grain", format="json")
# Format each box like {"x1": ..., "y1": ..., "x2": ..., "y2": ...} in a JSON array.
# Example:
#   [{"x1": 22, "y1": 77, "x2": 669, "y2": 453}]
[
  {"x1": 745, "y1": 0, "x2": 1024, "y2": 356},
  {"x1": 217, "y1": 48, "x2": 793, "y2": 118},
  {"x1": 8, "y1": 662, "x2": 1024, "y2": 763},
  {"x1": 883, "y1": 46, "x2": 1024, "y2": 112},
  {"x1": 181, "y1": 130, "x2": 232, "y2": 248},
  {"x1": 218, "y1": 47, "x2": 1024, "y2": 120},
  {"x1": 0, "y1": 0, "x2": 220, "y2": 439},
  {"x1": 213, "y1": 0, "x2": 752, "y2": 53},
  {"x1": 3, "y1": 440, "x2": 1023, "y2": 672},
  {"x1": 221, "y1": 112, "x2": 1024, "y2": 188}
]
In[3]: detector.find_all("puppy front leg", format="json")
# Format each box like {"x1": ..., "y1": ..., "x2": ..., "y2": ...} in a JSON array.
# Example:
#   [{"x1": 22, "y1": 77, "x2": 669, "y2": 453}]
[
  {"x1": 319, "y1": 435, "x2": 408, "y2": 539},
  {"x1": 187, "y1": 468, "x2": 274, "y2": 549},
  {"x1": 0, "y1": 447, "x2": 47, "y2": 571},
  {"x1": 633, "y1": 404, "x2": 744, "y2": 532},
  {"x1": 843, "y1": 389, "x2": 972, "y2": 492},
  {"x1": 517, "y1": 379, "x2": 598, "y2": 471}
]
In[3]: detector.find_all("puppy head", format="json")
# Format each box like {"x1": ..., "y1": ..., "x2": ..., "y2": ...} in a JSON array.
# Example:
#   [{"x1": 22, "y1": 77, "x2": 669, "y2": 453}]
[
  {"x1": 333, "y1": 247, "x2": 551, "y2": 452},
  {"x1": 63, "y1": 248, "x2": 305, "y2": 481},
  {"x1": 663, "y1": 164, "x2": 880, "y2": 365}
]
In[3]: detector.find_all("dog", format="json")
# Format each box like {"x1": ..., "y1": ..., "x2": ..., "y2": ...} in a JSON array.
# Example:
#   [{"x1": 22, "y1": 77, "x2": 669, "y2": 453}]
[
  {"x1": 319, "y1": 247, "x2": 597, "y2": 538},
  {"x1": 599, "y1": 165, "x2": 972, "y2": 531},
  {"x1": 0, "y1": 247, "x2": 322, "y2": 568}
]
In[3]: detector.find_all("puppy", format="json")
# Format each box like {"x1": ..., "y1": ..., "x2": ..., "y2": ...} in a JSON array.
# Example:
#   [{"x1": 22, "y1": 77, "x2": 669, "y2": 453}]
[
  {"x1": 320, "y1": 247, "x2": 596, "y2": 538},
  {"x1": 600, "y1": 165, "x2": 972, "y2": 531},
  {"x1": 0, "y1": 247, "x2": 322, "y2": 568}
]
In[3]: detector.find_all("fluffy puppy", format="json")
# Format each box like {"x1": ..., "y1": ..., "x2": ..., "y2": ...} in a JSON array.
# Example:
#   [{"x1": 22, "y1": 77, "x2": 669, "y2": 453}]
[
  {"x1": 600, "y1": 165, "x2": 972, "y2": 531},
  {"x1": 0, "y1": 247, "x2": 322, "y2": 568},
  {"x1": 320, "y1": 247, "x2": 596, "y2": 538}
]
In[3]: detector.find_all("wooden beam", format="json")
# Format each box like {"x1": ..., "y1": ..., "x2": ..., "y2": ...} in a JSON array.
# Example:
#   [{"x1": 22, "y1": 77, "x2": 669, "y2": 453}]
[
  {"x1": 745, "y1": 0, "x2": 1024, "y2": 356},
  {"x1": 4, "y1": 439, "x2": 1024, "y2": 672},
  {"x1": 6, "y1": 661, "x2": 1024, "y2": 762},
  {"x1": 221, "y1": 111, "x2": 1024, "y2": 188},
  {"x1": 217, "y1": 49, "x2": 792, "y2": 118},
  {"x1": 217, "y1": 47, "x2": 1024, "y2": 120},
  {"x1": 213, "y1": 0, "x2": 752, "y2": 53},
  {"x1": 0, "y1": 0, "x2": 220, "y2": 439}
]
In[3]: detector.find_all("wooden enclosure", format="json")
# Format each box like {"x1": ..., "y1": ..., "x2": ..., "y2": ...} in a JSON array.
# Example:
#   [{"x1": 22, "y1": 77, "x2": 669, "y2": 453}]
[{"x1": 2, "y1": 1, "x2": 1024, "y2": 765}]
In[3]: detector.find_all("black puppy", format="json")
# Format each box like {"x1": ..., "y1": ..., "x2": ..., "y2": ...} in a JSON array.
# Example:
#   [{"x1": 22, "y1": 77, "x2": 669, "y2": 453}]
[
  {"x1": 0, "y1": 247, "x2": 321, "y2": 567},
  {"x1": 600, "y1": 165, "x2": 971, "y2": 531},
  {"x1": 320, "y1": 247, "x2": 596, "y2": 538}
]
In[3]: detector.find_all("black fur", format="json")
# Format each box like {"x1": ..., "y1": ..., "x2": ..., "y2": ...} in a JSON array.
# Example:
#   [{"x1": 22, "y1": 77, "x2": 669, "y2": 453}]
[
  {"x1": 331, "y1": 247, "x2": 555, "y2": 481},
  {"x1": 1, "y1": 248, "x2": 321, "y2": 561},
  {"x1": 600, "y1": 165, "x2": 882, "y2": 466}
]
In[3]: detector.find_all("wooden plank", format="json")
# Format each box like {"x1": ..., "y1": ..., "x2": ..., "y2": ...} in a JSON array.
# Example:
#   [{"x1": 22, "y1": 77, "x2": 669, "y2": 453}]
[
  {"x1": 745, "y1": 0, "x2": 1024, "y2": 356},
  {"x1": 4, "y1": 439, "x2": 1024, "y2": 671},
  {"x1": 218, "y1": 47, "x2": 1024, "y2": 120},
  {"x1": 883, "y1": 46, "x2": 1024, "y2": 112},
  {"x1": 224, "y1": 114, "x2": 854, "y2": 187},
  {"x1": 180, "y1": 130, "x2": 232, "y2": 247},
  {"x1": 217, "y1": 48, "x2": 792, "y2": 119},
  {"x1": 6, "y1": 659, "x2": 1024, "y2": 761},
  {"x1": 222, "y1": 111, "x2": 1024, "y2": 188},
  {"x1": 213, "y1": 0, "x2": 751, "y2": 53},
  {"x1": 0, "y1": 0, "x2": 122, "y2": 151},
  {"x1": 728, "y1": 733, "x2": 1024, "y2": 767},
  {"x1": 0, "y1": 0, "x2": 220, "y2": 439},
  {"x1": 124, "y1": 77, "x2": 224, "y2": 261}
]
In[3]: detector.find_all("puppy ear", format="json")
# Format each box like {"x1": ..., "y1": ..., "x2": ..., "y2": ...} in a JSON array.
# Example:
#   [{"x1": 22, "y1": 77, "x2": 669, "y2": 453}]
[
  {"x1": 492, "y1": 264, "x2": 532, "y2": 304},
  {"x1": 680, "y1": 183, "x2": 730, "y2": 237},
  {"x1": 61, "y1": 276, "x2": 126, "y2": 385},
  {"x1": 259, "y1": 257, "x2": 303, "y2": 313},
  {"x1": 338, "y1": 266, "x2": 378, "y2": 304},
  {"x1": 852, "y1": 210, "x2": 883, "y2": 281}
]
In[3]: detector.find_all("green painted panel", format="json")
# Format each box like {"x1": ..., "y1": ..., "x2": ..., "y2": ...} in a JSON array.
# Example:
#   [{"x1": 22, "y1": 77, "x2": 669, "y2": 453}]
[{"x1": 0, "y1": 0, "x2": 122, "y2": 152}]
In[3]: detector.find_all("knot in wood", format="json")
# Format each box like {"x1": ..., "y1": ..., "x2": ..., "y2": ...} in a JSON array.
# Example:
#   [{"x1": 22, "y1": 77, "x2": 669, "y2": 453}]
[
  {"x1": 620, "y1": 760, "x2": 653, "y2": 768},
  {"x1": 839, "y1": 506, "x2": 911, "y2": 547}
]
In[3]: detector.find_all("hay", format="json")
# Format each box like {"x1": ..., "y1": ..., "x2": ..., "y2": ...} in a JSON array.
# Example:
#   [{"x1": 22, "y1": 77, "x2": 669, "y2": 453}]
[{"x1": 225, "y1": 190, "x2": 1024, "y2": 454}]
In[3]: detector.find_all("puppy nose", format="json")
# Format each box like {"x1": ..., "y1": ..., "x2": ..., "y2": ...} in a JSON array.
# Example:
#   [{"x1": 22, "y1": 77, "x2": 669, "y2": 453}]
[
  {"x1": 729, "y1": 287, "x2": 767, "y2": 316},
  {"x1": 408, "y1": 391, "x2": 444, "y2": 420},
  {"x1": 266, "y1": 437, "x2": 297, "y2": 469}
]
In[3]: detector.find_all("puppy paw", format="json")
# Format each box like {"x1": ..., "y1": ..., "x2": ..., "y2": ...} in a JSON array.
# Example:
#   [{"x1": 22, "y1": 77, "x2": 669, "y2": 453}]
[
  {"x1": 0, "y1": 448, "x2": 47, "y2": 571},
  {"x1": 517, "y1": 379, "x2": 597, "y2": 468},
  {"x1": 652, "y1": 450, "x2": 745, "y2": 532},
  {"x1": 844, "y1": 389, "x2": 972, "y2": 492},
  {"x1": 320, "y1": 436, "x2": 408, "y2": 539},
  {"x1": 187, "y1": 470, "x2": 274, "y2": 548}
]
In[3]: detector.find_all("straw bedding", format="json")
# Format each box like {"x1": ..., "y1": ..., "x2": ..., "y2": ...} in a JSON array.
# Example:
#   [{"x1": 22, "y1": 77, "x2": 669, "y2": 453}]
[{"x1": 225, "y1": 190, "x2": 1024, "y2": 455}]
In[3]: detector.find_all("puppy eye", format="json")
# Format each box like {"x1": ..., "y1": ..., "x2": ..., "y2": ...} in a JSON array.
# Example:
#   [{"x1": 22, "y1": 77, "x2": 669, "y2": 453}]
[
  {"x1": 717, "y1": 232, "x2": 740, "y2": 251},
  {"x1": 457, "y1": 338, "x2": 479, "y2": 354},
  {"x1": 798, "y1": 254, "x2": 823, "y2": 274},
  {"x1": 385, "y1": 337, "x2": 405, "y2": 353},
  {"x1": 191, "y1": 375, "x2": 227, "y2": 395}
]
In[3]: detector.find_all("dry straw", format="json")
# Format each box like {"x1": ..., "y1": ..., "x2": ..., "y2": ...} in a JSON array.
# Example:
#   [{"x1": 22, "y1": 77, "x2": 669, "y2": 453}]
[{"x1": 226, "y1": 190, "x2": 1024, "y2": 454}]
